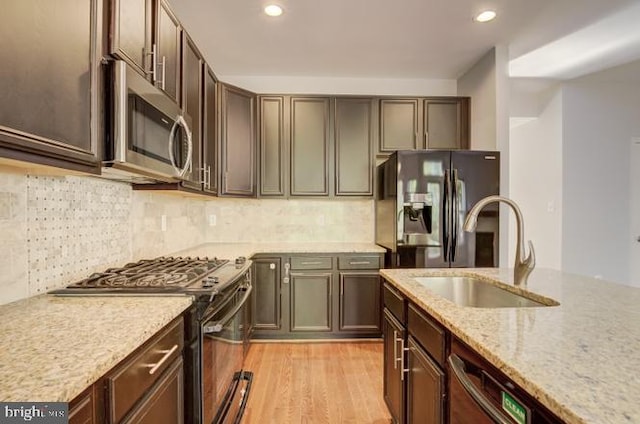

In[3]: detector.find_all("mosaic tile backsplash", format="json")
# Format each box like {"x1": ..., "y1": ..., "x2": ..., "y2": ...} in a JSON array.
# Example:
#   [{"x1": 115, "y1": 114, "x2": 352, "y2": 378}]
[
  {"x1": 26, "y1": 175, "x2": 131, "y2": 296},
  {"x1": 0, "y1": 168, "x2": 375, "y2": 305}
]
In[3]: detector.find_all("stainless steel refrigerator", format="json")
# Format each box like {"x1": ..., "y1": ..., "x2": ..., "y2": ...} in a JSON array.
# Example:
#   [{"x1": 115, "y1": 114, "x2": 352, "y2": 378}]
[{"x1": 376, "y1": 150, "x2": 500, "y2": 268}]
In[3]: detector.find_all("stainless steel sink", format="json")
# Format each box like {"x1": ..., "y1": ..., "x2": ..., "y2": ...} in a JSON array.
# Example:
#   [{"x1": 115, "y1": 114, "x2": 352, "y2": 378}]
[{"x1": 414, "y1": 277, "x2": 556, "y2": 308}]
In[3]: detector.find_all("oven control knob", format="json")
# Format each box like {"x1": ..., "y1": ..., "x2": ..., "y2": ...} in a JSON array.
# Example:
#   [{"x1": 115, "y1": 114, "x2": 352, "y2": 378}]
[
  {"x1": 235, "y1": 256, "x2": 247, "y2": 265},
  {"x1": 202, "y1": 276, "x2": 219, "y2": 288}
]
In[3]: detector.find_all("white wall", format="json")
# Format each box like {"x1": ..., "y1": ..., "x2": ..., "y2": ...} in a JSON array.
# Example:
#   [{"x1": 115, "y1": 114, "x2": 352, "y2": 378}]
[
  {"x1": 457, "y1": 48, "x2": 497, "y2": 151},
  {"x1": 509, "y1": 87, "x2": 563, "y2": 270},
  {"x1": 221, "y1": 75, "x2": 457, "y2": 96},
  {"x1": 561, "y1": 76, "x2": 639, "y2": 285}
]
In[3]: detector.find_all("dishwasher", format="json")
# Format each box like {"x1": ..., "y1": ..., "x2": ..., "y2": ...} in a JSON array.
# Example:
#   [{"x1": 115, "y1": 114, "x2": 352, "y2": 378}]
[{"x1": 448, "y1": 338, "x2": 561, "y2": 424}]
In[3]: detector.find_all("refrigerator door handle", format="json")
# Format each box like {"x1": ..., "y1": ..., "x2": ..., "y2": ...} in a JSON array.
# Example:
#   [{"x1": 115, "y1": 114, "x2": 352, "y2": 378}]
[
  {"x1": 443, "y1": 169, "x2": 450, "y2": 261},
  {"x1": 451, "y1": 168, "x2": 459, "y2": 262}
]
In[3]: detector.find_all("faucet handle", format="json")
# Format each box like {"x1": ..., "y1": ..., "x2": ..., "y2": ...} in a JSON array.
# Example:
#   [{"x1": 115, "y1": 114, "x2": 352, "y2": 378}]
[{"x1": 525, "y1": 240, "x2": 536, "y2": 269}]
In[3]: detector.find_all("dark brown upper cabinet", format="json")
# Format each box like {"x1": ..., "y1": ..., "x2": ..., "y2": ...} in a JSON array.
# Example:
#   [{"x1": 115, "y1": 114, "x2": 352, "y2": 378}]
[
  {"x1": 258, "y1": 96, "x2": 287, "y2": 197},
  {"x1": 379, "y1": 98, "x2": 420, "y2": 153},
  {"x1": 334, "y1": 98, "x2": 374, "y2": 196},
  {"x1": 110, "y1": 0, "x2": 153, "y2": 77},
  {"x1": 258, "y1": 96, "x2": 374, "y2": 198},
  {"x1": 423, "y1": 97, "x2": 469, "y2": 150},
  {"x1": 0, "y1": 0, "x2": 103, "y2": 174},
  {"x1": 219, "y1": 83, "x2": 256, "y2": 197},
  {"x1": 180, "y1": 33, "x2": 204, "y2": 190},
  {"x1": 202, "y1": 67, "x2": 218, "y2": 194},
  {"x1": 290, "y1": 97, "x2": 331, "y2": 196},
  {"x1": 378, "y1": 96, "x2": 470, "y2": 155},
  {"x1": 155, "y1": 0, "x2": 181, "y2": 103}
]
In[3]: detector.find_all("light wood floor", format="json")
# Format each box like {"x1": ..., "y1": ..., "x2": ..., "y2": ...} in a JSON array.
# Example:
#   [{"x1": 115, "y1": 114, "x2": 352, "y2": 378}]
[{"x1": 243, "y1": 341, "x2": 392, "y2": 424}]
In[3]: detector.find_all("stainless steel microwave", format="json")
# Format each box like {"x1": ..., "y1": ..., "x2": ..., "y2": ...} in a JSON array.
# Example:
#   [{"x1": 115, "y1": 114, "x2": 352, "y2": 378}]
[{"x1": 102, "y1": 60, "x2": 194, "y2": 183}]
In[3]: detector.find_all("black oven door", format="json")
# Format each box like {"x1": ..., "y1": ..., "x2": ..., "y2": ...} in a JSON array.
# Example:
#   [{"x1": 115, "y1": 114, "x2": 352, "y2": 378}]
[{"x1": 201, "y1": 283, "x2": 253, "y2": 424}]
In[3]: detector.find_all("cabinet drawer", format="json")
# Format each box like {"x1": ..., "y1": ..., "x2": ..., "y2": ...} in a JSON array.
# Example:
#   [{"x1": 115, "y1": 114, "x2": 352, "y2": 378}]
[
  {"x1": 108, "y1": 317, "x2": 184, "y2": 423},
  {"x1": 338, "y1": 255, "x2": 381, "y2": 270},
  {"x1": 383, "y1": 281, "x2": 405, "y2": 324},
  {"x1": 408, "y1": 303, "x2": 446, "y2": 367},
  {"x1": 290, "y1": 256, "x2": 333, "y2": 270}
]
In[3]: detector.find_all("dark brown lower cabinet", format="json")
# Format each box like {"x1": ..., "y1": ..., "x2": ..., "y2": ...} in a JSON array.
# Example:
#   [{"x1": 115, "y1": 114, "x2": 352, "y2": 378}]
[
  {"x1": 406, "y1": 336, "x2": 445, "y2": 424},
  {"x1": 252, "y1": 257, "x2": 282, "y2": 331},
  {"x1": 339, "y1": 272, "x2": 381, "y2": 332},
  {"x1": 122, "y1": 357, "x2": 184, "y2": 424},
  {"x1": 69, "y1": 385, "x2": 103, "y2": 424},
  {"x1": 383, "y1": 309, "x2": 405, "y2": 424},
  {"x1": 290, "y1": 272, "x2": 332, "y2": 332}
]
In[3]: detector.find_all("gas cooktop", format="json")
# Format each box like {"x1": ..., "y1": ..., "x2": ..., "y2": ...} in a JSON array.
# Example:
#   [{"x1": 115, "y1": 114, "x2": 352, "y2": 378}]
[{"x1": 53, "y1": 256, "x2": 249, "y2": 295}]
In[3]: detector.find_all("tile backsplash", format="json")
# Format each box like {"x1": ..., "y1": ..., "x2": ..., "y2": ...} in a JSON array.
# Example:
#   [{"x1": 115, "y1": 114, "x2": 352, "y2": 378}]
[
  {"x1": 26, "y1": 175, "x2": 131, "y2": 296},
  {"x1": 0, "y1": 168, "x2": 375, "y2": 305}
]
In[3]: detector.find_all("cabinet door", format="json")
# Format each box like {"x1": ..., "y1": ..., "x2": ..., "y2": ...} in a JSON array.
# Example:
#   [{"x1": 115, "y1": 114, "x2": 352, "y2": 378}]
[
  {"x1": 339, "y1": 272, "x2": 381, "y2": 333},
  {"x1": 252, "y1": 258, "x2": 282, "y2": 331},
  {"x1": 335, "y1": 98, "x2": 374, "y2": 196},
  {"x1": 290, "y1": 97, "x2": 330, "y2": 196},
  {"x1": 202, "y1": 67, "x2": 218, "y2": 194},
  {"x1": 110, "y1": 0, "x2": 152, "y2": 76},
  {"x1": 181, "y1": 34, "x2": 203, "y2": 189},
  {"x1": 259, "y1": 96, "x2": 287, "y2": 196},
  {"x1": 379, "y1": 99, "x2": 419, "y2": 153},
  {"x1": 122, "y1": 357, "x2": 184, "y2": 424},
  {"x1": 69, "y1": 385, "x2": 100, "y2": 424},
  {"x1": 156, "y1": 0, "x2": 181, "y2": 103},
  {"x1": 220, "y1": 84, "x2": 256, "y2": 196},
  {"x1": 383, "y1": 309, "x2": 405, "y2": 424},
  {"x1": 407, "y1": 337, "x2": 445, "y2": 424},
  {"x1": 0, "y1": 0, "x2": 101, "y2": 172},
  {"x1": 290, "y1": 272, "x2": 332, "y2": 331},
  {"x1": 423, "y1": 98, "x2": 469, "y2": 150}
]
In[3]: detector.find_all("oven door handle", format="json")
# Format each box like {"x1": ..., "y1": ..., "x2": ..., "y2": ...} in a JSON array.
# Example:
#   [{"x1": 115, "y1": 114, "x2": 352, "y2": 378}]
[{"x1": 203, "y1": 285, "x2": 253, "y2": 334}]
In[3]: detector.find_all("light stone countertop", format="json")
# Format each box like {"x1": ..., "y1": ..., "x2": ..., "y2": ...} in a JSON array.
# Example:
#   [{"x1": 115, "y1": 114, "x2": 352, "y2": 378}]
[
  {"x1": 0, "y1": 294, "x2": 192, "y2": 402},
  {"x1": 380, "y1": 267, "x2": 640, "y2": 424},
  {"x1": 172, "y1": 242, "x2": 386, "y2": 259}
]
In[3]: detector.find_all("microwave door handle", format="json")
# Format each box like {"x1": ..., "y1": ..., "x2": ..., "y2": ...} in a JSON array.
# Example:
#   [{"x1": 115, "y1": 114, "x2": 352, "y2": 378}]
[
  {"x1": 203, "y1": 285, "x2": 253, "y2": 334},
  {"x1": 168, "y1": 115, "x2": 193, "y2": 178}
]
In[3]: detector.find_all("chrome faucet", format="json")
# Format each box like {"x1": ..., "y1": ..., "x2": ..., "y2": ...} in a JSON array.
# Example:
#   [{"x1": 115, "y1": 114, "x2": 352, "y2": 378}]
[{"x1": 463, "y1": 195, "x2": 535, "y2": 287}]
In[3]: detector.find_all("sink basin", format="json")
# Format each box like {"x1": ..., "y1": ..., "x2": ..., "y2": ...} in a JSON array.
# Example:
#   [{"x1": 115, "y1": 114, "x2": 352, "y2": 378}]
[{"x1": 414, "y1": 276, "x2": 556, "y2": 308}]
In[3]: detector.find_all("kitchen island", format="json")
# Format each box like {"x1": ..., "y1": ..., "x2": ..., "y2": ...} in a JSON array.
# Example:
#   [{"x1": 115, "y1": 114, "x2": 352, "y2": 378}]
[
  {"x1": 0, "y1": 294, "x2": 192, "y2": 402},
  {"x1": 380, "y1": 267, "x2": 640, "y2": 424}
]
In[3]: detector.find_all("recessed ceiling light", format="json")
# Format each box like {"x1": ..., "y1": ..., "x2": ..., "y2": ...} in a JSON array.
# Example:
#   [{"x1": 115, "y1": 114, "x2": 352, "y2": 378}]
[
  {"x1": 264, "y1": 4, "x2": 283, "y2": 17},
  {"x1": 475, "y1": 10, "x2": 497, "y2": 23}
]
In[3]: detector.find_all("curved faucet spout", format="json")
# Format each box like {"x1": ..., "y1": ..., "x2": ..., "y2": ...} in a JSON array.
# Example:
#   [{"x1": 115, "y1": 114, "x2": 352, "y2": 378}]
[{"x1": 463, "y1": 195, "x2": 535, "y2": 286}]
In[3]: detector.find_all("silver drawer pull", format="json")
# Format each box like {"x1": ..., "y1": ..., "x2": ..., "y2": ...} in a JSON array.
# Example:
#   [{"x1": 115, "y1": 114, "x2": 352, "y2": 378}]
[
  {"x1": 146, "y1": 344, "x2": 179, "y2": 375},
  {"x1": 301, "y1": 261, "x2": 323, "y2": 265},
  {"x1": 349, "y1": 261, "x2": 371, "y2": 265}
]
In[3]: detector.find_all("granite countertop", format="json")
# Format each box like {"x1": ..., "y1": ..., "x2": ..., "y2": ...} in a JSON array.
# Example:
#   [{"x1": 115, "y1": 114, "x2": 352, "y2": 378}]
[
  {"x1": 0, "y1": 294, "x2": 192, "y2": 402},
  {"x1": 172, "y1": 242, "x2": 386, "y2": 259},
  {"x1": 380, "y1": 267, "x2": 640, "y2": 424}
]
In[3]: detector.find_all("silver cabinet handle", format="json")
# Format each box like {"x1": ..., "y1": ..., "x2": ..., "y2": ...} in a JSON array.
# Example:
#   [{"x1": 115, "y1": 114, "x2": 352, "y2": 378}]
[
  {"x1": 393, "y1": 330, "x2": 398, "y2": 370},
  {"x1": 269, "y1": 263, "x2": 276, "y2": 270},
  {"x1": 200, "y1": 166, "x2": 211, "y2": 188},
  {"x1": 448, "y1": 354, "x2": 512, "y2": 424},
  {"x1": 160, "y1": 55, "x2": 166, "y2": 90},
  {"x1": 349, "y1": 261, "x2": 371, "y2": 265},
  {"x1": 301, "y1": 261, "x2": 322, "y2": 265},
  {"x1": 398, "y1": 337, "x2": 409, "y2": 381},
  {"x1": 145, "y1": 44, "x2": 157, "y2": 81},
  {"x1": 146, "y1": 344, "x2": 178, "y2": 375},
  {"x1": 283, "y1": 262, "x2": 290, "y2": 284}
]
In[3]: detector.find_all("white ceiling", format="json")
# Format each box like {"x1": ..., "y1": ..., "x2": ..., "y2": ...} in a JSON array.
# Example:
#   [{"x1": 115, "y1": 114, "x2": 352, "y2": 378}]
[{"x1": 168, "y1": 0, "x2": 640, "y2": 81}]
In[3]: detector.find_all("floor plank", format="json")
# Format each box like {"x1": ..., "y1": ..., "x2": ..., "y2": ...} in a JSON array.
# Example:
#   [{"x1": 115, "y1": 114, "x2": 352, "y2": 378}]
[{"x1": 243, "y1": 341, "x2": 392, "y2": 424}]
